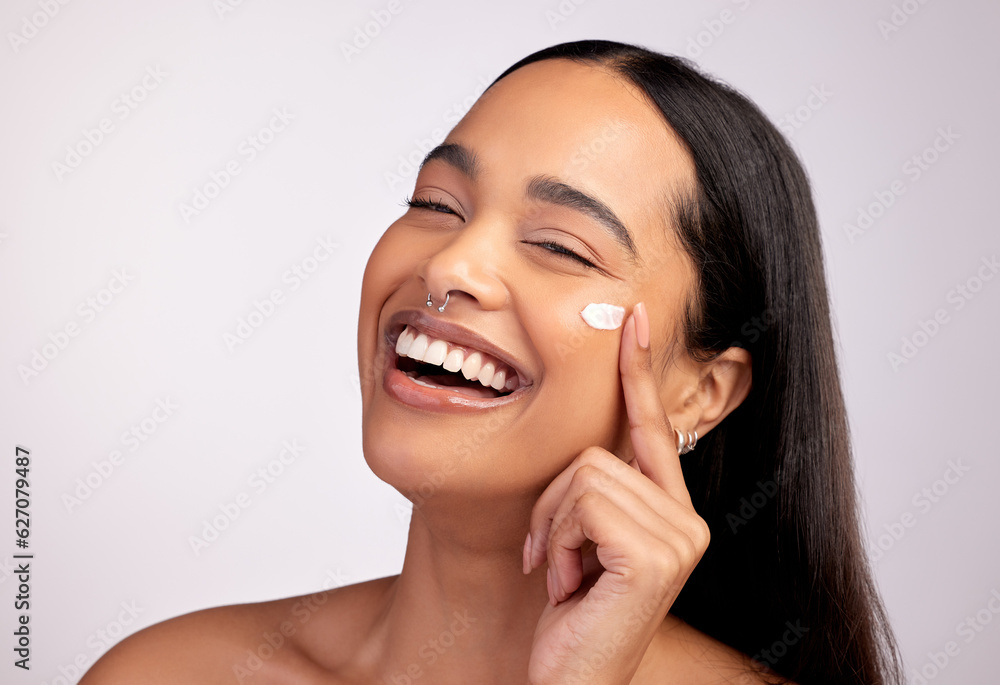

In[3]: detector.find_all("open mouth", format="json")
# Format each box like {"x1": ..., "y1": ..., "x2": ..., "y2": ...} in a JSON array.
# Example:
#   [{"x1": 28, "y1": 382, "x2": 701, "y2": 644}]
[{"x1": 388, "y1": 322, "x2": 531, "y2": 401}]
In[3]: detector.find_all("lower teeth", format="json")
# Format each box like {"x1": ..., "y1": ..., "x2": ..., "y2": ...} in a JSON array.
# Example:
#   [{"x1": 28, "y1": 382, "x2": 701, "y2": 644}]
[{"x1": 406, "y1": 372, "x2": 502, "y2": 398}]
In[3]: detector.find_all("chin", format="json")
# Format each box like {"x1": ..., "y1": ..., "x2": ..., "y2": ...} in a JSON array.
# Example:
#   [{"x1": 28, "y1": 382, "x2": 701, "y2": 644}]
[
  {"x1": 361, "y1": 410, "x2": 542, "y2": 508},
  {"x1": 361, "y1": 411, "x2": 466, "y2": 500}
]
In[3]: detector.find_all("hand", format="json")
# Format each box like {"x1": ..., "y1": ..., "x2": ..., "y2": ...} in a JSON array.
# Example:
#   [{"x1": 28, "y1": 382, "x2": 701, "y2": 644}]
[{"x1": 522, "y1": 302, "x2": 711, "y2": 685}]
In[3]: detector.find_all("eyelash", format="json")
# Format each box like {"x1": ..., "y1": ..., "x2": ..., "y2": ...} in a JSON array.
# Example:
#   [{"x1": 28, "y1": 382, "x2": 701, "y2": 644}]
[
  {"x1": 402, "y1": 195, "x2": 458, "y2": 217},
  {"x1": 401, "y1": 195, "x2": 599, "y2": 270}
]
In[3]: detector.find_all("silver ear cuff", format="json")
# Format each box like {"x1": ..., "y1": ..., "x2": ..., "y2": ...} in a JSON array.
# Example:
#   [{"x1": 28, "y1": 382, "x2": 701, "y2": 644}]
[
  {"x1": 426, "y1": 291, "x2": 449, "y2": 313},
  {"x1": 675, "y1": 428, "x2": 698, "y2": 455}
]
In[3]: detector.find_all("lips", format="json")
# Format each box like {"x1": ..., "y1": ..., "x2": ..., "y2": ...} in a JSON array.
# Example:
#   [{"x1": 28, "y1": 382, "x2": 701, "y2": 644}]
[
  {"x1": 384, "y1": 310, "x2": 533, "y2": 389},
  {"x1": 380, "y1": 309, "x2": 535, "y2": 412},
  {"x1": 394, "y1": 324, "x2": 521, "y2": 396}
]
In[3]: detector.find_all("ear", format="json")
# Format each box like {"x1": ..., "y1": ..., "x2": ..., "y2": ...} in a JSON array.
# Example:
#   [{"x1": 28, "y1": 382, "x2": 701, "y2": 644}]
[{"x1": 665, "y1": 346, "x2": 752, "y2": 438}]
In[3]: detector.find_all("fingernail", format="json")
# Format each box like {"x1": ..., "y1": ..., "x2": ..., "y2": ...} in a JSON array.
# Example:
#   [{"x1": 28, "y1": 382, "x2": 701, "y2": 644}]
[
  {"x1": 547, "y1": 567, "x2": 556, "y2": 605},
  {"x1": 522, "y1": 532, "x2": 532, "y2": 574},
  {"x1": 635, "y1": 302, "x2": 650, "y2": 349}
]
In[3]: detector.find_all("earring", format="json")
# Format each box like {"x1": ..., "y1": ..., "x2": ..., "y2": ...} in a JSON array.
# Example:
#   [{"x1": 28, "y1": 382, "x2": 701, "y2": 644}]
[
  {"x1": 426, "y1": 292, "x2": 449, "y2": 313},
  {"x1": 675, "y1": 428, "x2": 698, "y2": 455}
]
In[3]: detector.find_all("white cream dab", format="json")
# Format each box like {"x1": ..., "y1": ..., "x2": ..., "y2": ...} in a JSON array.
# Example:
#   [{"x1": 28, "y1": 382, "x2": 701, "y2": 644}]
[{"x1": 580, "y1": 303, "x2": 625, "y2": 330}]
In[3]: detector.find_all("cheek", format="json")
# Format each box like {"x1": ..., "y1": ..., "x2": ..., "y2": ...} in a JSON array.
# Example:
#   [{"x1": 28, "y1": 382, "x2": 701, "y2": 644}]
[
  {"x1": 361, "y1": 223, "x2": 411, "y2": 288},
  {"x1": 357, "y1": 225, "x2": 417, "y2": 396},
  {"x1": 517, "y1": 298, "x2": 628, "y2": 462},
  {"x1": 553, "y1": 326, "x2": 624, "y2": 432},
  {"x1": 359, "y1": 225, "x2": 417, "y2": 319},
  {"x1": 531, "y1": 290, "x2": 627, "y2": 383}
]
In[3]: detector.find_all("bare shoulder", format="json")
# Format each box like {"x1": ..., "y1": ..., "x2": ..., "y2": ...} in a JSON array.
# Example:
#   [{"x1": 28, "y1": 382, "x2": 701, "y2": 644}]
[
  {"x1": 79, "y1": 575, "x2": 398, "y2": 685},
  {"x1": 634, "y1": 614, "x2": 799, "y2": 685},
  {"x1": 78, "y1": 599, "x2": 291, "y2": 685}
]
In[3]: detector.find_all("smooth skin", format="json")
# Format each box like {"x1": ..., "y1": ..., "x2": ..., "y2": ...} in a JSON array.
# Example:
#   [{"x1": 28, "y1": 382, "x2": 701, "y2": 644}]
[{"x1": 82, "y1": 59, "x2": 777, "y2": 684}]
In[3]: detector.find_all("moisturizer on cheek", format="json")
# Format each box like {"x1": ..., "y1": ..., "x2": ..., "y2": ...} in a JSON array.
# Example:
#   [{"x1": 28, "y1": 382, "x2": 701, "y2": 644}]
[{"x1": 580, "y1": 303, "x2": 625, "y2": 330}]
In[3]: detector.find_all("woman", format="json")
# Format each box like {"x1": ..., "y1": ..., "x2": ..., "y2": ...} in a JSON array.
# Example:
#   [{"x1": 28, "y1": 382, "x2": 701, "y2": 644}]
[{"x1": 82, "y1": 40, "x2": 902, "y2": 684}]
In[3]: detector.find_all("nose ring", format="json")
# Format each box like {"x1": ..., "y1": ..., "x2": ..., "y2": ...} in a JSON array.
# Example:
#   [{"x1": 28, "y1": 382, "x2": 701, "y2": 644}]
[{"x1": 426, "y1": 291, "x2": 449, "y2": 313}]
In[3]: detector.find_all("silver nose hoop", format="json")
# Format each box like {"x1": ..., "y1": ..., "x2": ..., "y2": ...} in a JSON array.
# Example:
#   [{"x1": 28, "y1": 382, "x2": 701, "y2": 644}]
[{"x1": 426, "y1": 292, "x2": 449, "y2": 313}]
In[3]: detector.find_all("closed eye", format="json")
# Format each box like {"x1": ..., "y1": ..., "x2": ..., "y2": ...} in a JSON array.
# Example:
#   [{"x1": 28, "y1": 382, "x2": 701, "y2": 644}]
[
  {"x1": 519, "y1": 240, "x2": 598, "y2": 269},
  {"x1": 401, "y1": 195, "x2": 598, "y2": 270},
  {"x1": 402, "y1": 195, "x2": 464, "y2": 220}
]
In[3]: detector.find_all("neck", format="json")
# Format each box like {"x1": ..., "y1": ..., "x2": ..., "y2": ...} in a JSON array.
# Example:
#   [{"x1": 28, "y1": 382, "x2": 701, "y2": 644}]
[{"x1": 370, "y1": 494, "x2": 549, "y2": 684}]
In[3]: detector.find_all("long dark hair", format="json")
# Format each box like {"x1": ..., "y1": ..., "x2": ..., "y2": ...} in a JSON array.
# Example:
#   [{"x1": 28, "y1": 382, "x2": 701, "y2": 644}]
[{"x1": 488, "y1": 40, "x2": 902, "y2": 685}]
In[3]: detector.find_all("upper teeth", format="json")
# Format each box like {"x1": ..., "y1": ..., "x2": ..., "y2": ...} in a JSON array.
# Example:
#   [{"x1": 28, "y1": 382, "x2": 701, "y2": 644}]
[{"x1": 395, "y1": 324, "x2": 520, "y2": 392}]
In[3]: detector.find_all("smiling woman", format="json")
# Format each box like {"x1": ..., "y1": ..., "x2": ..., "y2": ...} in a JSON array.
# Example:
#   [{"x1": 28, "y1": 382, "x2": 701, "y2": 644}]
[{"x1": 81, "y1": 40, "x2": 903, "y2": 685}]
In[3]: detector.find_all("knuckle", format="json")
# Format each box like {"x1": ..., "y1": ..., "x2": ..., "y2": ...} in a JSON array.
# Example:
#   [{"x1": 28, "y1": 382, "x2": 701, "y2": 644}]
[
  {"x1": 550, "y1": 508, "x2": 573, "y2": 536},
  {"x1": 573, "y1": 462, "x2": 601, "y2": 484},
  {"x1": 694, "y1": 517, "x2": 712, "y2": 550},
  {"x1": 575, "y1": 490, "x2": 606, "y2": 513},
  {"x1": 650, "y1": 547, "x2": 682, "y2": 580},
  {"x1": 674, "y1": 523, "x2": 710, "y2": 568},
  {"x1": 572, "y1": 463, "x2": 612, "y2": 493},
  {"x1": 578, "y1": 445, "x2": 607, "y2": 466},
  {"x1": 608, "y1": 452, "x2": 633, "y2": 475},
  {"x1": 676, "y1": 534, "x2": 699, "y2": 565}
]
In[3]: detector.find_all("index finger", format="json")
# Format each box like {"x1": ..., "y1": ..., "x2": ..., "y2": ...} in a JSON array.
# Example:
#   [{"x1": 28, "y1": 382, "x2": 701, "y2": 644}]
[{"x1": 620, "y1": 301, "x2": 691, "y2": 503}]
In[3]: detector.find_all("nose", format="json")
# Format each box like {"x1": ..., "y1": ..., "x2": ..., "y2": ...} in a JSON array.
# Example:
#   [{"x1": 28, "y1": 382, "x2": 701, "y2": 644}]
[{"x1": 418, "y1": 218, "x2": 510, "y2": 313}]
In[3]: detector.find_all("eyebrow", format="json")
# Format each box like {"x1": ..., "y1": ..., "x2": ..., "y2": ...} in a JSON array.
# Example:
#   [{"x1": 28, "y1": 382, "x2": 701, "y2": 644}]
[
  {"x1": 524, "y1": 176, "x2": 638, "y2": 262},
  {"x1": 419, "y1": 143, "x2": 483, "y2": 182},
  {"x1": 419, "y1": 143, "x2": 639, "y2": 263}
]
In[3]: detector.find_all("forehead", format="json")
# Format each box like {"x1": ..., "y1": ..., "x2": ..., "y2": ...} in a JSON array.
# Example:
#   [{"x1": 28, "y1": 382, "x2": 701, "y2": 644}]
[{"x1": 444, "y1": 59, "x2": 696, "y2": 259}]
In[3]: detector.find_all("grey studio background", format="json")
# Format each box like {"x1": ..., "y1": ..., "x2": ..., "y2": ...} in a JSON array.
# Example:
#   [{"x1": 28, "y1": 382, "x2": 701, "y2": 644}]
[{"x1": 1, "y1": 0, "x2": 998, "y2": 683}]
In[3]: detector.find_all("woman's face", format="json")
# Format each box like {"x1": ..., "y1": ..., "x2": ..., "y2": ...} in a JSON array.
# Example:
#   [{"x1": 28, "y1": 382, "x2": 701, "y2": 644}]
[{"x1": 357, "y1": 58, "x2": 698, "y2": 504}]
